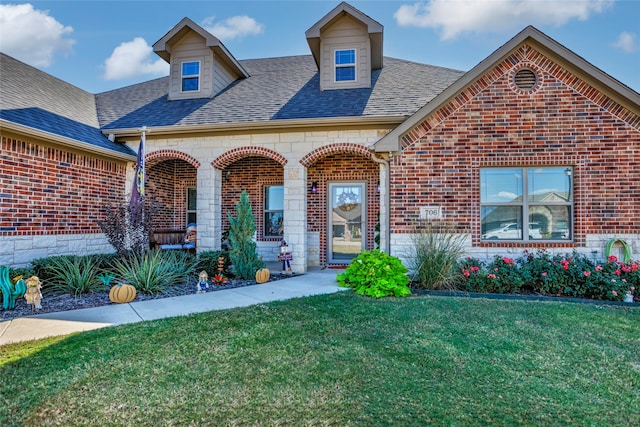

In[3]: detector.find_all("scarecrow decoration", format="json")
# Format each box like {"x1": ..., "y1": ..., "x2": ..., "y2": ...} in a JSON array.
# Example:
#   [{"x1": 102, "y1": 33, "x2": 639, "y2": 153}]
[
  {"x1": 24, "y1": 276, "x2": 43, "y2": 312},
  {"x1": 278, "y1": 240, "x2": 293, "y2": 275}
]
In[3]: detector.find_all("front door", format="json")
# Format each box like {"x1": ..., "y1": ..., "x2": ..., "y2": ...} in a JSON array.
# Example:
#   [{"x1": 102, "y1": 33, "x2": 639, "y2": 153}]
[{"x1": 328, "y1": 183, "x2": 366, "y2": 264}]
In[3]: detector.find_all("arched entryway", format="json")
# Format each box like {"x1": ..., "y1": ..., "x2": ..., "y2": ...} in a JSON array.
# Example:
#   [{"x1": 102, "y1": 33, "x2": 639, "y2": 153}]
[{"x1": 302, "y1": 144, "x2": 379, "y2": 266}]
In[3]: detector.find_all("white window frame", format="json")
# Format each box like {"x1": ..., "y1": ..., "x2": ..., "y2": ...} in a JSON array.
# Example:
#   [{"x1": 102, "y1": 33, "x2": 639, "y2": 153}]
[
  {"x1": 334, "y1": 49, "x2": 356, "y2": 83},
  {"x1": 181, "y1": 60, "x2": 201, "y2": 93},
  {"x1": 186, "y1": 186, "x2": 197, "y2": 225},
  {"x1": 480, "y1": 166, "x2": 573, "y2": 242},
  {"x1": 263, "y1": 185, "x2": 284, "y2": 238}
]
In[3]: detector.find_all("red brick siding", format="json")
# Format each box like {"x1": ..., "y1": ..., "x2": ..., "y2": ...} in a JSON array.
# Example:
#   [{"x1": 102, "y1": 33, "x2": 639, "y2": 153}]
[
  {"x1": 147, "y1": 159, "x2": 196, "y2": 230},
  {"x1": 221, "y1": 156, "x2": 283, "y2": 241},
  {"x1": 308, "y1": 153, "x2": 380, "y2": 265},
  {"x1": 0, "y1": 136, "x2": 126, "y2": 235},
  {"x1": 391, "y1": 44, "x2": 640, "y2": 248}
]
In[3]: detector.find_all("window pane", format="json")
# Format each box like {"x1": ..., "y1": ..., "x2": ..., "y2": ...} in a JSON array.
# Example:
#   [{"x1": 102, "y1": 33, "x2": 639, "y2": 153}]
[
  {"x1": 529, "y1": 205, "x2": 571, "y2": 240},
  {"x1": 528, "y1": 167, "x2": 572, "y2": 202},
  {"x1": 481, "y1": 206, "x2": 523, "y2": 240},
  {"x1": 335, "y1": 50, "x2": 355, "y2": 65},
  {"x1": 182, "y1": 62, "x2": 199, "y2": 76},
  {"x1": 187, "y1": 212, "x2": 197, "y2": 224},
  {"x1": 187, "y1": 188, "x2": 197, "y2": 210},
  {"x1": 265, "y1": 186, "x2": 284, "y2": 210},
  {"x1": 480, "y1": 168, "x2": 523, "y2": 203},
  {"x1": 336, "y1": 66, "x2": 355, "y2": 81},
  {"x1": 264, "y1": 212, "x2": 283, "y2": 237},
  {"x1": 182, "y1": 77, "x2": 199, "y2": 92}
]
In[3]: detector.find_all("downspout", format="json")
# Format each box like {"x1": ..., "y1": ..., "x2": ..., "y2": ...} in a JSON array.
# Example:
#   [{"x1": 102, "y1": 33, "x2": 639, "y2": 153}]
[{"x1": 370, "y1": 150, "x2": 391, "y2": 254}]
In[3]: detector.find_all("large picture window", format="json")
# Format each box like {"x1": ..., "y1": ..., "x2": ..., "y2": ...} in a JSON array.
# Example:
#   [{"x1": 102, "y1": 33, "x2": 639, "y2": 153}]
[
  {"x1": 335, "y1": 49, "x2": 356, "y2": 82},
  {"x1": 264, "y1": 185, "x2": 284, "y2": 238},
  {"x1": 181, "y1": 61, "x2": 200, "y2": 92},
  {"x1": 481, "y1": 167, "x2": 572, "y2": 241}
]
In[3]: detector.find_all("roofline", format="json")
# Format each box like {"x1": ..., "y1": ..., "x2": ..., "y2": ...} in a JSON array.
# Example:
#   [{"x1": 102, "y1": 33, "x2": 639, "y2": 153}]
[
  {"x1": 0, "y1": 119, "x2": 137, "y2": 162},
  {"x1": 153, "y1": 17, "x2": 249, "y2": 78},
  {"x1": 102, "y1": 115, "x2": 406, "y2": 139},
  {"x1": 373, "y1": 25, "x2": 640, "y2": 152}
]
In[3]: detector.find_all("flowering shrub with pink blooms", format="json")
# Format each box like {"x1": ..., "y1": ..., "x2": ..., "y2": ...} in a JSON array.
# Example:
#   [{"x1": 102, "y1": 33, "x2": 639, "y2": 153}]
[{"x1": 458, "y1": 249, "x2": 639, "y2": 302}]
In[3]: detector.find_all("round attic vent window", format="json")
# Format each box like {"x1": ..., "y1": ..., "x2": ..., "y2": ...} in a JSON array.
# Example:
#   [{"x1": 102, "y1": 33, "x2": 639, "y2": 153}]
[{"x1": 514, "y1": 68, "x2": 538, "y2": 90}]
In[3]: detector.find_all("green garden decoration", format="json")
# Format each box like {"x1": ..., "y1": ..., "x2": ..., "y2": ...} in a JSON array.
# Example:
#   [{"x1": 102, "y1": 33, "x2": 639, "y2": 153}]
[
  {"x1": 0, "y1": 266, "x2": 27, "y2": 310},
  {"x1": 605, "y1": 238, "x2": 632, "y2": 263}
]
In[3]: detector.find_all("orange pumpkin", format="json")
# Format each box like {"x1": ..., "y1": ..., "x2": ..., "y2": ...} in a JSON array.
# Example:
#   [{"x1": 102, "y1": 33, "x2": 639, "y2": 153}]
[
  {"x1": 255, "y1": 268, "x2": 270, "y2": 284},
  {"x1": 109, "y1": 283, "x2": 137, "y2": 303}
]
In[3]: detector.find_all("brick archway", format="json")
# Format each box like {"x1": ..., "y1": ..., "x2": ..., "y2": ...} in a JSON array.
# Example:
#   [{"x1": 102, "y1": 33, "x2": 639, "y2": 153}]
[
  {"x1": 146, "y1": 150, "x2": 201, "y2": 169},
  {"x1": 300, "y1": 143, "x2": 371, "y2": 167},
  {"x1": 212, "y1": 146, "x2": 288, "y2": 169}
]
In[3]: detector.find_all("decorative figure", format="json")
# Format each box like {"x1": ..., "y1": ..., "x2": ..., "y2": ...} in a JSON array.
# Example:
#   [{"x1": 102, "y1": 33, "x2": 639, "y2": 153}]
[
  {"x1": 184, "y1": 223, "x2": 197, "y2": 249},
  {"x1": 278, "y1": 240, "x2": 293, "y2": 275},
  {"x1": 24, "y1": 276, "x2": 43, "y2": 312},
  {"x1": 197, "y1": 270, "x2": 209, "y2": 293},
  {"x1": 212, "y1": 256, "x2": 227, "y2": 286}
]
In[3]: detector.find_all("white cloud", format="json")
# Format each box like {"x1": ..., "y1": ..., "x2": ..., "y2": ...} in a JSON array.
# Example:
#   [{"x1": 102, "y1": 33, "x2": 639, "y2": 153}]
[
  {"x1": 613, "y1": 31, "x2": 637, "y2": 53},
  {"x1": 202, "y1": 15, "x2": 264, "y2": 40},
  {"x1": 103, "y1": 37, "x2": 169, "y2": 80},
  {"x1": 0, "y1": 3, "x2": 74, "y2": 67},
  {"x1": 394, "y1": 0, "x2": 612, "y2": 40}
]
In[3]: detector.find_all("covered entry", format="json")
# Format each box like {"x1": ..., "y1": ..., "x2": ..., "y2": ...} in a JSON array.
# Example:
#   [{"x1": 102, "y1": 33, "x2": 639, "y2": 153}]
[{"x1": 328, "y1": 183, "x2": 366, "y2": 263}]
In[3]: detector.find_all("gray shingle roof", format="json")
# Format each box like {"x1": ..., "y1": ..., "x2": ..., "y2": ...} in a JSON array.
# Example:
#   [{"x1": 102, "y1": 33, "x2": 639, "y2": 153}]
[
  {"x1": 96, "y1": 55, "x2": 464, "y2": 130},
  {"x1": 0, "y1": 53, "x2": 134, "y2": 157}
]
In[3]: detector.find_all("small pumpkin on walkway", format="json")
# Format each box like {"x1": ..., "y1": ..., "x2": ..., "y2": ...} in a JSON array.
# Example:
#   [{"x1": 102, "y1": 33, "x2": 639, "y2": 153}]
[
  {"x1": 255, "y1": 268, "x2": 270, "y2": 284},
  {"x1": 109, "y1": 283, "x2": 137, "y2": 303}
]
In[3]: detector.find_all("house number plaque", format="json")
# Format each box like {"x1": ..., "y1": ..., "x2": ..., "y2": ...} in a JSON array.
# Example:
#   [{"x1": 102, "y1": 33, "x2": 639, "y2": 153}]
[{"x1": 420, "y1": 206, "x2": 442, "y2": 220}]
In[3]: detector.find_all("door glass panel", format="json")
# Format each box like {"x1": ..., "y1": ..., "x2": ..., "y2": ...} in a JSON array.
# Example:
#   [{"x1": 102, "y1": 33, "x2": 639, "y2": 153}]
[{"x1": 329, "y1": 184, "x2": 365, "y2": 263}]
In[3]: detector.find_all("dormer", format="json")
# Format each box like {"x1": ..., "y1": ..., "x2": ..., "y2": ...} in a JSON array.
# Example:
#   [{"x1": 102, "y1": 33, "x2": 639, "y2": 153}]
[
  {"x1": 153, "y1": 17, "x2": 249, "y2": 101},
  {"x1": 305, "y1": 2, "x2": 383, "y2": 91}
]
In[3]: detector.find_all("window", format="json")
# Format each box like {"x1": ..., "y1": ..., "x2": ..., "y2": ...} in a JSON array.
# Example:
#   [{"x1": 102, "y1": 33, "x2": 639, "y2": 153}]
[
  {"x1": 186, "y1": 187, "x2": 197, "y2": 225},
  {"x1": 264, "y1": 185, "x2": 284, "y2": 238},
  {"x1": 335, "y1": 49, "x2": 356, "y2": 82},
  {"x1": 481, "y1": 167, "x2": 572, "y2": 241},
  {"x1": 181, "y1": 61, "x2": 200, "y2": 92}
]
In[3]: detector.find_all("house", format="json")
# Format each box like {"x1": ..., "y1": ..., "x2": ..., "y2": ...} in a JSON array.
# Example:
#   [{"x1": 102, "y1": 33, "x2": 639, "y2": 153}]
[{"x1": 1, "y1": 2, "x2": 639, "y2": 270}]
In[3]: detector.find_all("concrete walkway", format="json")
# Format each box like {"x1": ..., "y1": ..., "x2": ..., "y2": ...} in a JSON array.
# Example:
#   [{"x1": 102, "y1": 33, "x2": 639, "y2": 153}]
[{"x1": 0, "y1": 268, "x2": 343, "y2": 345}]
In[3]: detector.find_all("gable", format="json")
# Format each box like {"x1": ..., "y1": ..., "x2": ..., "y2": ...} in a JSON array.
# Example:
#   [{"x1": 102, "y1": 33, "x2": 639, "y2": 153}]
[{"x1": 374, "y1": 26, "x2": 640, "y2": 153}]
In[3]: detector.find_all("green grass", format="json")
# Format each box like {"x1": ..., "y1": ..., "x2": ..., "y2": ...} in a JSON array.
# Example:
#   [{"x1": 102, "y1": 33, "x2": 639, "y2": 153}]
[{"x1": 1, "y1": 293, "x2": 639, "y2": 426}]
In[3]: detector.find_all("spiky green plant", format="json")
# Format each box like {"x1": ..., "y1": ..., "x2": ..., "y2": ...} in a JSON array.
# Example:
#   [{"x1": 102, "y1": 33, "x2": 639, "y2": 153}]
[
  {"x1": 44, "y1": 256, "x2": 102, "y2": 296},
  {"x1": 111, "y1": 250, "x2": 196, "y2": 294}
]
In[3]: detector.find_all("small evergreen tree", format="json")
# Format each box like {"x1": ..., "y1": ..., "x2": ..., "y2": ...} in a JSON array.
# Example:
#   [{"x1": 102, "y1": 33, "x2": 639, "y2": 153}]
[{"x1": 227, "y1": 190, "x2": 264, "y2": 279}]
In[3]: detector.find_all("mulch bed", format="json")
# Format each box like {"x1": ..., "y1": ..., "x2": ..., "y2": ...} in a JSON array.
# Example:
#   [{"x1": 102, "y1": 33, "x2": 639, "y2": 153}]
[{"x1": 1, "y1": 273, "x2": 295, "y2": 321}]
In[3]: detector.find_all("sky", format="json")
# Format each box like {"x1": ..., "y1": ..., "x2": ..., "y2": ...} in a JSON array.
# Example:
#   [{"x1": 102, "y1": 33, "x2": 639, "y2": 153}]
[{"x1": 0, "y1": 0, "x2": 638, "y2": 94}]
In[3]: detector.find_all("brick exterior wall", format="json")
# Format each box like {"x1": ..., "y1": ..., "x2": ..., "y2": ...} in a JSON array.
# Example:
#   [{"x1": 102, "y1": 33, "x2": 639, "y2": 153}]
[
  {"x1": 220, "y1": 156, "x2": 284, "y2": 242},
  {"x1": 308, "y1": 152, "x2": 380, "y2": 265},
  {"x1": 0, "y1": 135, "x2": 126, "y2": 236},
  {"x1": 390, "y1": 44, "x2": 640, "y2": 252},
  {"x1": 147, "y1": 158, "x2": 197, "y2": 231}
]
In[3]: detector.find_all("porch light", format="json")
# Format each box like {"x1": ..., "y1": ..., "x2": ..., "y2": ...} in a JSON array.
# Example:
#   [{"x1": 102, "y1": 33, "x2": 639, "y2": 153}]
[
  {"x1": 377, "y1": 180, "x2": 380, "y2": 193},
  {"x1": 225, "y1": 170, "x2": 231, "y2": 181},
  {"x1": 310, "y1": 181, "x2": 318, "y2": 194}
]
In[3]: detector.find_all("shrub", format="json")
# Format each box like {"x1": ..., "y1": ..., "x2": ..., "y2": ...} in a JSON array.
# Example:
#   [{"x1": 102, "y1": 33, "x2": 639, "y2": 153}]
[
  {"x1": 197, "y1": 250, "x2": 230, "y2": 276},
  {"x1": 408, "y1": 222, "x2": 467, "y2": 290},
  {"x1": 43, "y1": 255, "x2": 102, "y2": 296},
  {"x1": 338, "y1": 249, "x2": 411, "y2": 298},
  {"x1": 459, "y1": 250, "x2": 638, "y2": 301},
  {"x1": 227, "y1": 190, "x2": 264, "y2": 279},
  {"x1": 97, "y1": 201, "x2": 157, "y2": 258},
  {"x1": 111, "y1": 250, "x2": 197, "y2": 294}
]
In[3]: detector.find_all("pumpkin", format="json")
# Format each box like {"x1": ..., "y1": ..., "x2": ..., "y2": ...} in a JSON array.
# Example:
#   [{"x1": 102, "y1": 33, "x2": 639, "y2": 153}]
[
  {"x1": 255, "y1": 268, "x2": 270, "y2": 284},
  {"x1": 109, "y1": 283, "x2": 137, "y2": 303}
]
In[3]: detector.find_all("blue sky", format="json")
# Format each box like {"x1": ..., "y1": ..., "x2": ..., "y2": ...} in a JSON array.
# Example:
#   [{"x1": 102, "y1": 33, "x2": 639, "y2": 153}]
[{"x1": 1, "y1": 0, "x2": 638, "y2": 93}]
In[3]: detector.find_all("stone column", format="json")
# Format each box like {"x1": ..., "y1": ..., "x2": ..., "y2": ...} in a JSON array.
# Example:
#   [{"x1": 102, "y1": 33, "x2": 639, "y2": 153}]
[
  {"x1": 283, "y1": 163, "x2": 307, "y2": 273},
  {"x1": 197, "y1": 166, "x2": 222, "y2": 251}
]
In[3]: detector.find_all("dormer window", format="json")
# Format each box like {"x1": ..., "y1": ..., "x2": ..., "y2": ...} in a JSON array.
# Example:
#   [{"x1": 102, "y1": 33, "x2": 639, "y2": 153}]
[
  {"x1": 181, "y1": 61, "x2": 200, "y2": 92},
  {"x1": 335, "y1": 49, "x2": 356, "y2": 82}
]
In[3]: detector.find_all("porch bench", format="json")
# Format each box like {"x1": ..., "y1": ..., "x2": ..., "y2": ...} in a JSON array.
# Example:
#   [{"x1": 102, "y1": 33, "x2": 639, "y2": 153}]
[{"x1": 150, "y1": 229, "x2": 195, "y2": 253}]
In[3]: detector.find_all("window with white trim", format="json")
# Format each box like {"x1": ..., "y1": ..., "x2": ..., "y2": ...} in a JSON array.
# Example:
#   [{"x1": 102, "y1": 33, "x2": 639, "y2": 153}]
[
  {"x1": 181, "y1": 61, "x2": 200, "y2": 92},
  {"x1": 264, "y1": 185, "x2": 284, "y2": 238},
  {"x1": 480, "y1": 167, "x2": 572, "y2": 241},
  {"x1": 335, "y1": 49, "x2": 356, "y2": 82},
  {"x1": 186, "y1": 187, "x2": 197, "y2": 225}
]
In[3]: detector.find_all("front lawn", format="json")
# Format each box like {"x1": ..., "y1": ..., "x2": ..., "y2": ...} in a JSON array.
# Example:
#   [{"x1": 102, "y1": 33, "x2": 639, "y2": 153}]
[{"x1": 1, "y1": 293, "x2": 638, "y2": 426}]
